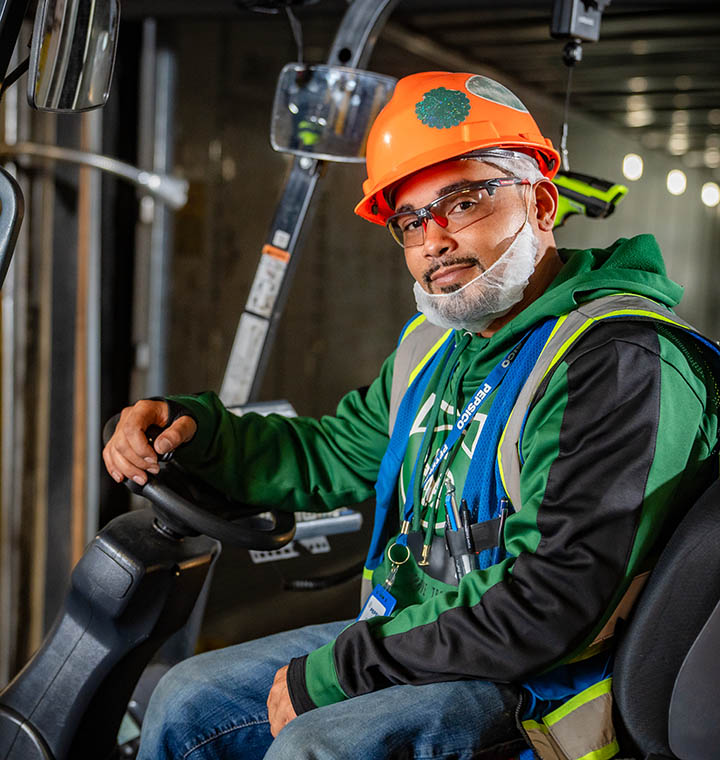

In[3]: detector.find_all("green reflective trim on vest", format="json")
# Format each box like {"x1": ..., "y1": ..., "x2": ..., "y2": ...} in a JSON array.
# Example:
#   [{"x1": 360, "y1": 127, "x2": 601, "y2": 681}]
[
  {"x1": 362, "y1": 566, "x2": 374, "y2": 581},
  {"x1": 407, "y1": 329, "x2": 453, "y2": 387}
]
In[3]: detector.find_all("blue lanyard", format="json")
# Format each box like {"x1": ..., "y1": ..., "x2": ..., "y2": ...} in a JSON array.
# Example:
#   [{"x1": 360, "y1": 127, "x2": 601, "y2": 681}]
[{"x1": 398, "y1": 331, "x2": 531, "y2": 543}]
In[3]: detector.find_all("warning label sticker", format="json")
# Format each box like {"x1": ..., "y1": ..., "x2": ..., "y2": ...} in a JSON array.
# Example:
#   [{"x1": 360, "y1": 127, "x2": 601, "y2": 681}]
[
  {"x1": 246, "y1": 249, "x2": 289, "y2": 318},
  {"x1": 272, "y1": 229, "x2": 292, "y2": 250},
  {"x1": 219, "y1": 313, "x2": 269, "y2": 406}
]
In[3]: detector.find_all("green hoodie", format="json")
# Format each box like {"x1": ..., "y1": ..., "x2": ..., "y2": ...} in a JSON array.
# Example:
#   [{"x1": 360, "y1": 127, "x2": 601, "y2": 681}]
[{"x1": 170, "y1": 234, "x2": 718, "y2": 714}]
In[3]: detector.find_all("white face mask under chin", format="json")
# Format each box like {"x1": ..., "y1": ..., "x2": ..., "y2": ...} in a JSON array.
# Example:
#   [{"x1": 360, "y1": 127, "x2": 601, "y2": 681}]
[{"x1": 412, "y1": 220, "x2": 540, "y2": 333}]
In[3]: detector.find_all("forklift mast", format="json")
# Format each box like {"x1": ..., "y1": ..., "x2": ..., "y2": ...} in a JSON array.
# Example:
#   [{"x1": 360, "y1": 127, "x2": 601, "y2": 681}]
[{"x1": 220, "y1": 0, "x2": 401, "y2": 406}]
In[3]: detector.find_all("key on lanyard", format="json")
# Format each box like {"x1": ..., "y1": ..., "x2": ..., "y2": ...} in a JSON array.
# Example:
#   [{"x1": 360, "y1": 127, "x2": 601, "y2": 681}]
[
  {"x1": 384, "y1": 521, "x2": 411, "y2": 591},
  {"x1": 356, "y1": 526, "x2": 410, "y2": 623}
]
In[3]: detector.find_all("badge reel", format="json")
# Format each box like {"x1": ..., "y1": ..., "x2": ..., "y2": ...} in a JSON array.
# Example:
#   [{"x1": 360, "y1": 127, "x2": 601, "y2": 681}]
[{"x1": 357, "y1": 539, "x2": 410, "y2": 622}]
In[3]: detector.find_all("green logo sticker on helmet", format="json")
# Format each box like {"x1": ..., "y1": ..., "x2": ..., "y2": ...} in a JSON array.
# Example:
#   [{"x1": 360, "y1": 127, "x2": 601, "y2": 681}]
[
  {"x1": 415, "y1": 87, "x2": 471, "y2": 129},
  {"x1": 465, "y1": 75, "x2": 528, "y2": 113}
]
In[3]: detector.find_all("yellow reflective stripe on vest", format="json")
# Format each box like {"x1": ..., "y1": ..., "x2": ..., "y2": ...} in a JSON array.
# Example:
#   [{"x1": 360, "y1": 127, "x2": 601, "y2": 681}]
[
  {"x1": 540, "y1": 307, "x2": 691, "y2": 387},
  {"x1": 407, "y1": 329, "x2": 453, "y2": 387},
  {"x1": 522, "y1": 678, "x2": 619, "y2": 760},
  {"x1": 545, "y1": 678, "x2": 612, "y2": 725},
  {"x1": 399, "y1": 313, "x2": 427, "y2": 344},
  {"x1": 496, "y1": 313, "x2": 570, "y2": 503},
  {"x1": 574, "y1": 742, "x2": 619, "y2": 760},
  {"x1": 496, "y1": 295, "x2": 697, "y2": 511},
  {"x1": 523, "y1": 719, "x2": 549, "y2": 735}
]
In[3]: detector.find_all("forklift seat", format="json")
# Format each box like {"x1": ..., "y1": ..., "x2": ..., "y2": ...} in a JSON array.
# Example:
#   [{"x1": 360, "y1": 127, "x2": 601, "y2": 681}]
[{"x1": 613, "y1": 477, "x2": 720, "y2": 760}]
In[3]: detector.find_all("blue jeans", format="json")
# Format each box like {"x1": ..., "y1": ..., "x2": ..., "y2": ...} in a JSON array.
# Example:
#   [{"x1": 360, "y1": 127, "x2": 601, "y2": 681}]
[{"x1": 138, "y1": 620, "x2": 526, "y2": 760}]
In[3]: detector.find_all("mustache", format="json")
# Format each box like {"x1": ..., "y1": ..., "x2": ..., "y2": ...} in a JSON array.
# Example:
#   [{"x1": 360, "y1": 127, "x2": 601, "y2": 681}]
[{"x1": 423, "y1": 256, "x2": 484, "y2": 286}]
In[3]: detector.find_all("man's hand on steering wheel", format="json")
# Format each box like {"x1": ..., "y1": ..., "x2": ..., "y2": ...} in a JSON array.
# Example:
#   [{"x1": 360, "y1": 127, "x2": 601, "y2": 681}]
[{"x1": 102, "y1": 399, "x2": 197, "y2": 486}]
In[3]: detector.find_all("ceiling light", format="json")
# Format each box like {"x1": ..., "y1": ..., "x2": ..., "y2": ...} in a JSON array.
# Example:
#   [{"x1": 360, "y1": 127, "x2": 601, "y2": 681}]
[
  {"x1": 675, "y1": 75, "x2": 692, "y2": 90},
  {"x1": 666, "y1": 170, "x2": 687, "y2": 196},
  {"x1": 704, "y1": 147, "x2": 720, "y2": 168},
  {"x1": 628, "y1": 76, "x2": 648, "y2": 92},
  {"x1": 708, "y1": 109, "x2": 720, "y2": 126},
  {"x1": 701, "y1": 182, "x2": 720, "y2": 207},
  {"x1": 625, "y1": 109, "x2": 654, "y2": 128},
  {"x1": 671, "y1": 110, "x2": 690, "y2": 126},
  {"x1": 673, "y1": 94, "x2": 691, "y2": 109},
  {"x1": 668, "y1": 133, "x2": 689, "y2": 156},
  {"x1": 622, "y1": 154, "x2": 644, "y2": 181},
  {"x1": 631, "y1": 40, "x2": 650, "y2": 55},
  {"x1": 627, "y1": 94, "x2": 648, "y2": 111}
]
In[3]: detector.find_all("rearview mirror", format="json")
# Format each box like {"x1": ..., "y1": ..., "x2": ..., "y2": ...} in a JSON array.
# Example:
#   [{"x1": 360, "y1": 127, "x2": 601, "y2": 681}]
[
  {"x1": 28, "y1": 0, "x2": 120, "y2": 113},
  {"x1": 271, "y1": 64, "x2": 396, "y2": 163}
]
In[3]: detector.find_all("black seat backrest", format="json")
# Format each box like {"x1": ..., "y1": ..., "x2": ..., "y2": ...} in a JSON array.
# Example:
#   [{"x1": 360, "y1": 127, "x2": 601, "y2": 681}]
[{"x1": 613, "y1": 478, "x2": 720, "y2": 758}]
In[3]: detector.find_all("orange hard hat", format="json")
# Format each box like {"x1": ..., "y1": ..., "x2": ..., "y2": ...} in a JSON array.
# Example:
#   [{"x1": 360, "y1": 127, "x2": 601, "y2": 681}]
[{"x1": 354, "y1": 72, "x2": 560, "y2": 225}]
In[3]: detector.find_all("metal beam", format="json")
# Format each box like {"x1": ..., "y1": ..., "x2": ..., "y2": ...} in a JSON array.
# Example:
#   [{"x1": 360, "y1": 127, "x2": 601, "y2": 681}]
[
  {"x1": 403, "y1": 8, "x2": 720, "y2": 38},
  {"x1": 452, "y1": 35, "x2": 720, "y2": 61},
  {"x1": 131, "y1": 19, "x2": 180, "y2": 401},
  {"x1": 73, "y1": 109, "x2": 104, "y2": 556},
  {"x1": 148, "y1": 39, "x2": 178, "y2": 397},
  {"x1": 0, "y1": 57, "x2": 30, "y2": 684},
  {"x1": 27, "y1": 112, "x2": 56, "y2": 656},
  {"x1": 0, "y1": 142, "x2": 187, "y2": 209}
]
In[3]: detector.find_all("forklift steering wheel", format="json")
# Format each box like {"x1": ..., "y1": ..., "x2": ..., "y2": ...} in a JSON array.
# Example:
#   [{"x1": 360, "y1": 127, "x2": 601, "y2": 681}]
[{"x1": 103, "y1": 415, "x2": 296, "y2": 550}]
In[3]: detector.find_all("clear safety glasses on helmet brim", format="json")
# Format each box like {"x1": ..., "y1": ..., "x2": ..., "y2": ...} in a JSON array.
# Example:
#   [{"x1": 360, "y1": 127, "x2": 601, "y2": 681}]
[{"x1": 385, "y1": 177, "x2": 530, "y2": 248}]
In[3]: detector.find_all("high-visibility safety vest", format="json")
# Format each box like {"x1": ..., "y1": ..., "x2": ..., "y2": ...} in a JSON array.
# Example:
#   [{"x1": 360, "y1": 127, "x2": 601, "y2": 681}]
[{"x1": 367, "y1": 293, "x2": 720, "y2": 760}]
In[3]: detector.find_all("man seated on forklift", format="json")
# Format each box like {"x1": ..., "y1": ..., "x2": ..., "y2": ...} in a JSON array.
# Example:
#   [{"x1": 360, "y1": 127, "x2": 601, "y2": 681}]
[{"x1": 104, "y1": 72, "x2": 719, "y2": 760}]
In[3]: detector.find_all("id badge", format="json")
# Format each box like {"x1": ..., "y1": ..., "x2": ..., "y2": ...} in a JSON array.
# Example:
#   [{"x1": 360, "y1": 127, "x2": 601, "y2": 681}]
[{"x1": 356, "y1": 584, "x2": 397, "y2": 622}]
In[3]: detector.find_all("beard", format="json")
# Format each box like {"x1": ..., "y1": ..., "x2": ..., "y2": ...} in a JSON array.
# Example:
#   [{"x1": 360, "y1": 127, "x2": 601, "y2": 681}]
[{"x1": 412, "y1": 220, "x2": 540, "y2": 333}]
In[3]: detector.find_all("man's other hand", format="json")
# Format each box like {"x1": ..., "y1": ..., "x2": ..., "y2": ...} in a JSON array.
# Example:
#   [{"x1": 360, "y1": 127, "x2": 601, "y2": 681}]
[
  {"x1": 267, "y1": 665, "x2": 297, "y2": 737},
  {"x1": 102, "y1": 399, "x2": 197, "y2": 486}
]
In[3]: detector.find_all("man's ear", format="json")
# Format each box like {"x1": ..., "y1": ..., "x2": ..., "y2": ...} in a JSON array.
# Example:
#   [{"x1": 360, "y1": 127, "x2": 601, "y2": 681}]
[{"x1": 533, "y1": 179, "x2": 558, "y2": 231}]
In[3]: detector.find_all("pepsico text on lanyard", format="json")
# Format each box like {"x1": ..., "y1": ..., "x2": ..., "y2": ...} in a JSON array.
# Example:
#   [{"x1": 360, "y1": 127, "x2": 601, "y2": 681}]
[
  {"x1": 358, "y1": 317, "x2": 559, "y2": 623},
  {"x1": 422, "y1": 336, "x2": 527, "y2": 484}
]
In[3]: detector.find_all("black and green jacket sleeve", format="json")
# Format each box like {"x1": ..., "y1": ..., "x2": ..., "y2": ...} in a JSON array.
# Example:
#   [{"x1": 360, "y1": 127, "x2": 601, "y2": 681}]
[
  {"x1": 166, "y1": 352, "x2": 395, "y2": 512},
  {"x1": 286, "y1": 321, "x2": 718, "y2": 713}
]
